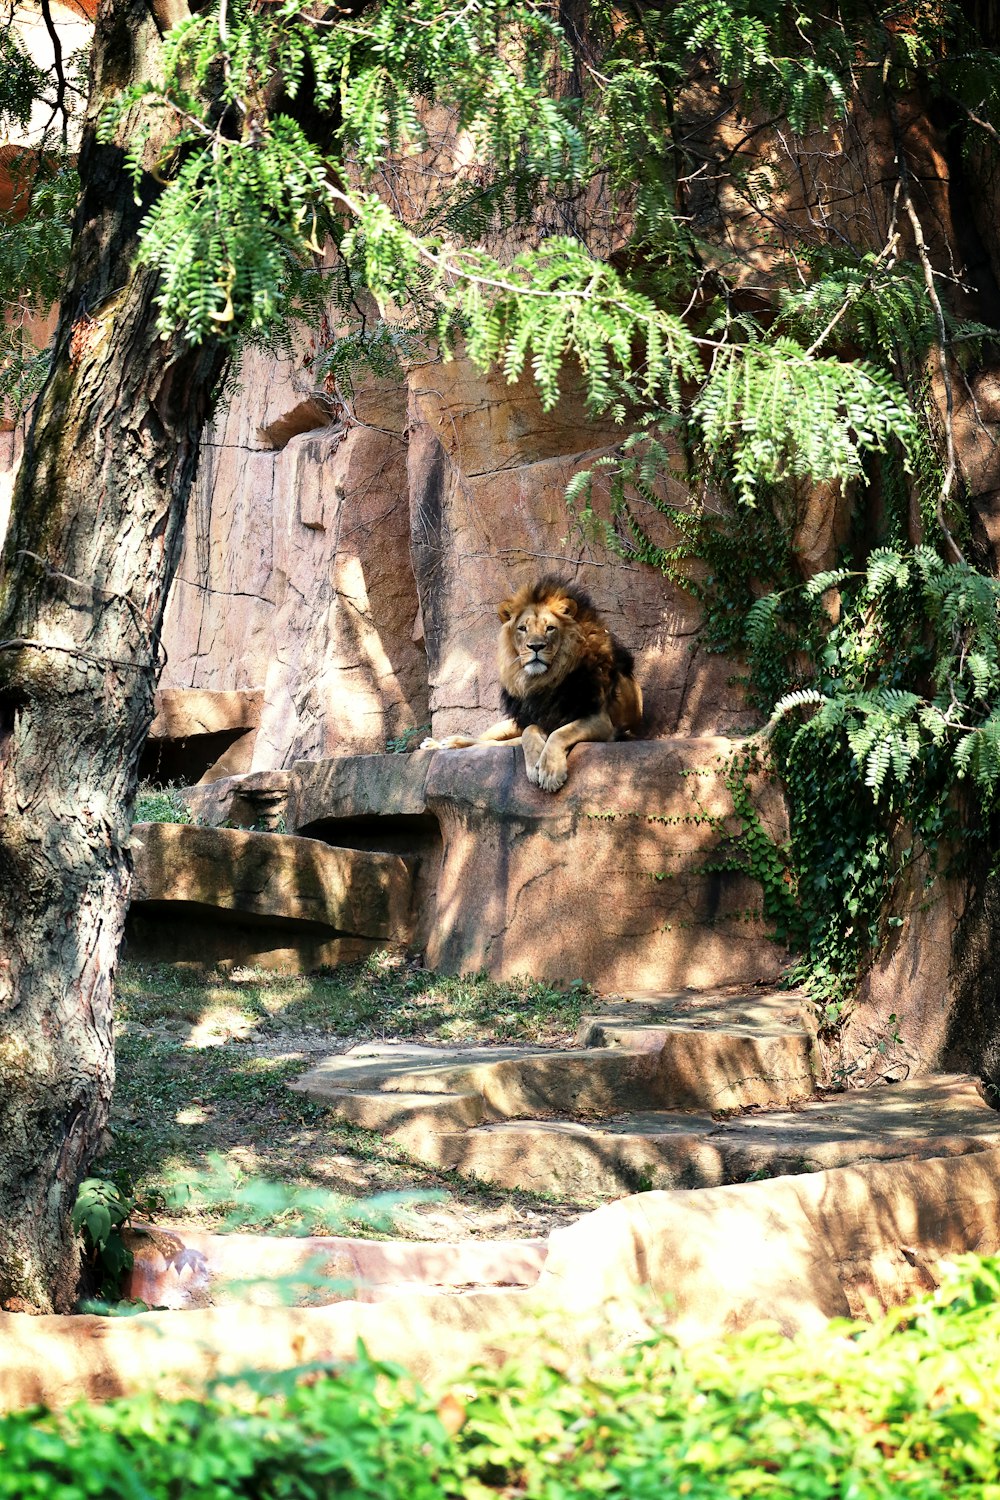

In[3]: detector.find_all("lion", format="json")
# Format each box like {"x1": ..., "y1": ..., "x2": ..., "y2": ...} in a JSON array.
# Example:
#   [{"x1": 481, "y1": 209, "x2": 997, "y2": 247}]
[{"x1": 421, "y1": 576, "x2": 643, "y2": 791}]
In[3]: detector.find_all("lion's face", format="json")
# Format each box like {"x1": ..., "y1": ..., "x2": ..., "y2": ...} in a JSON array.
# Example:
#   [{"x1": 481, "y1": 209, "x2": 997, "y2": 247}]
[
  {"x1": 497, "y1": 590, "x2": 579, "y2": 695},
  {"x1": 509, "y1": 604, "x2": 570, "y2": 677}
]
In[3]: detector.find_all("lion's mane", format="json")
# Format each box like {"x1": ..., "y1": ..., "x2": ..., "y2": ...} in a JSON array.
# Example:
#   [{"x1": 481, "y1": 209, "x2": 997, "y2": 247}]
[{"x1": 497, "y1": 576, "x2": 642, "y2": 736}]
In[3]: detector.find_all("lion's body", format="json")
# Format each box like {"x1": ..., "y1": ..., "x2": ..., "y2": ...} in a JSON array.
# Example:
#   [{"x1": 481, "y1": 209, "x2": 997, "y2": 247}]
[
  {"x1": 497, "y1": 578, "x2": 642, "y2": 738},
  {"x1": 422, "y1": 576, "x2": 643, "y2": 791}
]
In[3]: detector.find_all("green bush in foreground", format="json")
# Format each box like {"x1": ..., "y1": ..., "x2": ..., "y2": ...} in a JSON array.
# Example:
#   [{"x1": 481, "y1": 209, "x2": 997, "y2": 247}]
[{"x1": 4, "y1": 1256, "x2": 1000, "y2": 1498}]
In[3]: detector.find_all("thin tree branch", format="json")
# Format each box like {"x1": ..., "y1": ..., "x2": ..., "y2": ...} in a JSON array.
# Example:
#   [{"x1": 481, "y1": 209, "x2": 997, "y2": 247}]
[
  {"x1": 38, "y1": 0, "x2": 68, "y2": 143},
  {"x1": 883, "y1": 65, "x2": 964, "y2": 563},
  {"x1": 900, "y1": 187, "x2": 963, "y2": 564}
]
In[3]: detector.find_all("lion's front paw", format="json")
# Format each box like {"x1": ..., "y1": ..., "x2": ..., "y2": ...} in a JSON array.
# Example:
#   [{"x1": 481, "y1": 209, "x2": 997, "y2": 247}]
[
  {"x1": 535, "y1": 746, "x2": 568, "y2": 792},
  {"x1": 521, "y1": 726, "x2": 546, "y2": 785}
]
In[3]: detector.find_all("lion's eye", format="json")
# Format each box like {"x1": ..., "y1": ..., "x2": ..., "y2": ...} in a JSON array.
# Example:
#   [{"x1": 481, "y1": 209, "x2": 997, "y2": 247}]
[
  {"x1": 517, "y1": 624, "x2": 527, "y2": 634},
  {"x1": 545, "y1": 626, "x2": 556, "y2": 635}
]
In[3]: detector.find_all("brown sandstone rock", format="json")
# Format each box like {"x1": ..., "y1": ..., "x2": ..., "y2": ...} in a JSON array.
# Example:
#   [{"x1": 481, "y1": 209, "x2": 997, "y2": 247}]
[
  {"x1": 283, "y1": 740, "x2": 786, "y2": 989},
  {"x1": 126, "y1": 822, "x2": 414, "y2": 969},
  {"x1": 253, "y1": 420, "x2": 427, "y2": 766},
  {"x1": 149, "y1": 688, "x2": 262, "y2": 739},
  {"x1": 142, "y1": 688, "x2": 264, "y2": 785},
  {"x1": 421, "y1": 738, "x2": 786, "y2": 990},
  {"x1": 158, "y1": 351, "x2": 429, "y2": 767},
  {"x1": 5, "y1": 1149, "x2": 1000, "y2": 1411},
  {"x1": 183, "y1": 770, "x2": 294, "y2": 830},
  {"x1": 538, "y1": 1147, "x2": 1000, "y2": 1338},
  {"x1": 290, "y1": 751, "x2": 432, "y2": 829},
  {"x1": 832, "y1": 845, "x2": 1000, "y2": 1093}
]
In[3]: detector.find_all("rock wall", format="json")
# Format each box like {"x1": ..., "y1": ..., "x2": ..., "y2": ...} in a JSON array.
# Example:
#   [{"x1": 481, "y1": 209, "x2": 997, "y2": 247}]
[
  {"x1": 153, "y1": 344, "x2": 751, "y2": 773},
  {"x1": 156, "y1": 739, "x2": 788, "y2": 993},
  {"x1": 159, "y1": 348, "x2": 428, "y2": 766}
]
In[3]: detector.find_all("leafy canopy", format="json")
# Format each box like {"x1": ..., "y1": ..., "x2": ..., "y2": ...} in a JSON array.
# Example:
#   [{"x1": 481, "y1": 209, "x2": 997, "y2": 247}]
[{"x1": 84, "y1": 0, "x2": 938, "y2": 497}]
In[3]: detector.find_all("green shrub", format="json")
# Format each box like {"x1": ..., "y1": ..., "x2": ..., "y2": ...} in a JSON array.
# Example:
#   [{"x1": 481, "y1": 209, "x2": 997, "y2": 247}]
[
  {"x1": 5, "y1": 1257, "x2": 1000, "y2": 1497},
  {"x1": 71, "y1": 1178, "x2": 135, "y2": 1303},
  {"x1": 133, "y1": 783, "x2": 193, "y2": 825},
  {"x1": 0, "y1": 1350, "x2": 454, "y2": 1500}
]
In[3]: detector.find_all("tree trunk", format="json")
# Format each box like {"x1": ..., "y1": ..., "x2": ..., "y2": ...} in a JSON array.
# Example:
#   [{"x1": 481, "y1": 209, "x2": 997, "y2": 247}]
[{"x1": 0, "y1": 0, "x2": 227, "y2": 1311}]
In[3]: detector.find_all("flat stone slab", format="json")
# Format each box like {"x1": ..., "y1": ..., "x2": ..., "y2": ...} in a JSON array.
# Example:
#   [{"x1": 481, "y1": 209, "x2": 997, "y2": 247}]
[
  {"x1": 149, "y1": 688, "x2": 263, "y2": 740},
  {"x1": 294, "y1": 1010, "x2": 817, "y2": 1118},
  {"x1": 577, "y1": 987, "x2": 817, "y2": 1041},
  {"x1": 127, "y1": 823, "x2": 417, "y2": 967},
  {"x1": 132, "y1": 823, "x2": 413, "y2": 939},
  {"x1": 290, "y1": 752, "x2": 433, "y2": 831},
  {"x1": 423, "y1": 1075, "x2": 1000, "y2": 1195},
  {"x1": 183, "y1": 771, "x2": 293, "y2": 832}
]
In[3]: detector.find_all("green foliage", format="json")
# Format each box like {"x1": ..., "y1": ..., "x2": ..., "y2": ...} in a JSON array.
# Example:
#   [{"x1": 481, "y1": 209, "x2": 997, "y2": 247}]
[
  {"x1": 0, "y1": 27, "x2": 46, "y2": 132},
  {"x1": 659, "y1": 0, "x2": 851, "y2": 130},
  {"x1": 71, "y1": 1178, "x2": 135, "y2": 1300},
  {"x1": 159, "y1": 1152, "x2": 430, "y2": 1236},
  {"x1": 740, "y1": 545, "x2": 1000, "y2": 1005},
  {"x1": 709, "y1": 745, "x2": 801, "y2": 944},
  {"x1": 692, "y1": 339, "x2": 918, "y2": 499},
  {"x1": 385, "y1": 722, "x2": 431, "y2": 753},
  {"x1": 83, "y1": 0, "x2": 957, "y2": 491},
  {"x1": 575, "y1": 407, "x2": 1000, "y2": 1006},
  {"x1": 8, "y1": 1255, "x2": 1000, "y2": 1495},
  {"x1": 0, "y1": 151, "x2": 78, "y2": 419},
  {"x1": 0, "y1": 1346, "x2": 456, "y2": 1500},
  {"x1": 99, "y1": 0, "x2": 581, "y2": 342},
  {"x1": 133, "y1": 782, "x2": 193, "y2": 824},
  {"x1": 5, "y1": 0, "x2": 989, "y2": 503}
]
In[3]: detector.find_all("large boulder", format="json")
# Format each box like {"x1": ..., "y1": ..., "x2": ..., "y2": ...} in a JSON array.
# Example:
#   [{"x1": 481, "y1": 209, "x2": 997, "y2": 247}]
[
  {"x1": 421, "y1": 739, "x2": 784, "y2": 989},
  {"x1": 287, "y1": 739, "x2": 787, "y2": 991},
  {"x1": 828, "y1": 847, "x2": 1000, "y2": 1092}
]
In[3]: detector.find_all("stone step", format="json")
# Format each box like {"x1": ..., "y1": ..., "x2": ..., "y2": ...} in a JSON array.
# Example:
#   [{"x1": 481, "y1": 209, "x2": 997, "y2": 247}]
[
  {"x1": 396, "y1": 1075, "x2": 1000, "y2": 1196},
  {"x1": 318, "y1": 1089, "x2": 487, "y2": 1141},
  {"x1": 576, "y1": 986, "x2": 817, "y2": 1042},
  {"x1": 293, "y1": 1003, "x2": 818, "y2": 1118}
]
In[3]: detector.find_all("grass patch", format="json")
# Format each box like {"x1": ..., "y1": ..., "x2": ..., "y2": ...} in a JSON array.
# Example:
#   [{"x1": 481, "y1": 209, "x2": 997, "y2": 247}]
[
  {"x1": 99, "y1": 957, "x2": 596, "y2": 1238},
  {"x1": 115, "y1": 953, "x2": 590, "y2": 1047}
]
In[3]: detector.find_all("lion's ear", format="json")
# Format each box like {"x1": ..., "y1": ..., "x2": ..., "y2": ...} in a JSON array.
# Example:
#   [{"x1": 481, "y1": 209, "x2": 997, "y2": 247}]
[
  {"x1": 554, "y1": 596, "x2": 578, "y2": 620},
  {"x1": 498, "y1": 598, "x2": 517, "y2": 623}
]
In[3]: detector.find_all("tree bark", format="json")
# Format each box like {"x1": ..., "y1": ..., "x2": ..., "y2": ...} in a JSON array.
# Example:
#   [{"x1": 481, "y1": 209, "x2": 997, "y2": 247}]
[{"x1": 0, "y1": 0, "x2": 227, "y2": 1311}]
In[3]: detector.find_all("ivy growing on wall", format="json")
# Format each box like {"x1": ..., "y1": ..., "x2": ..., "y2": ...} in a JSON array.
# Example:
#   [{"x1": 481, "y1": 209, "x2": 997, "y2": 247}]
[{"x1": 572, "y1": 451, "x2": 1000, "y2": 1008}]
